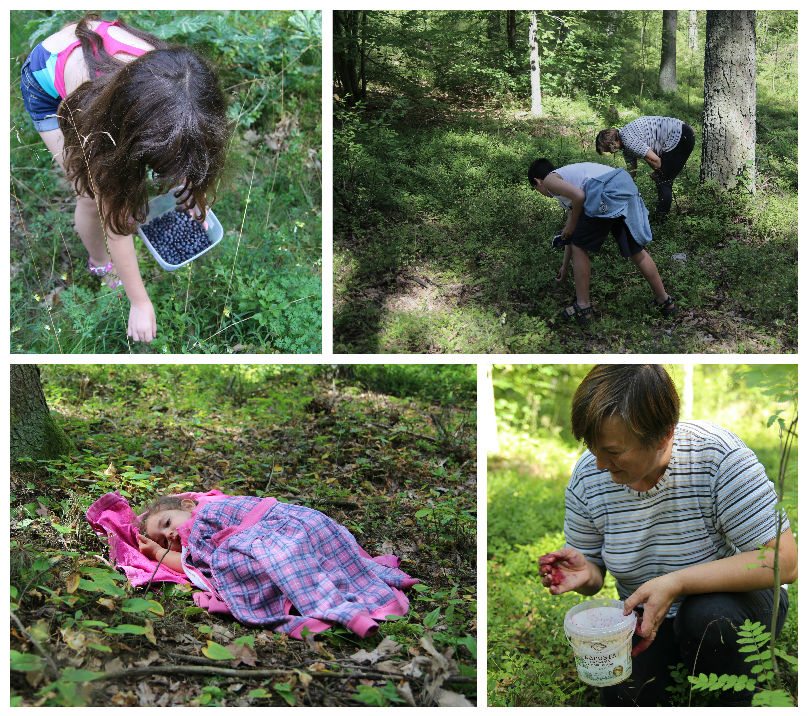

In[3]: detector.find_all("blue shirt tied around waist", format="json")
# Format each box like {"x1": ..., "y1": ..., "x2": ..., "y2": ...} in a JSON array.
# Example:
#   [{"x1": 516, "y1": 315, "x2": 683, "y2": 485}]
[{"x1": 583, "y1": 168, "x2": 653, "y2": 247}]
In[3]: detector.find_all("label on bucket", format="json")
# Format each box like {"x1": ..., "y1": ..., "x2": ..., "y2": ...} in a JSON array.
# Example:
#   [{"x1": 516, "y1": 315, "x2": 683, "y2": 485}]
[
  {"x1": 565, "y1": 605, "x2": 634, "y2": 686},
  {"x1": 571, "y1": 642, "x2": 632, "y2": 685}
]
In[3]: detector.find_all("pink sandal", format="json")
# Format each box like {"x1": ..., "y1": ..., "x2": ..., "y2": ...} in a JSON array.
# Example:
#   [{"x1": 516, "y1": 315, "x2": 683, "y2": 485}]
[{"x1": 88, "y1": 259, "x2": 123, "y2": 289}]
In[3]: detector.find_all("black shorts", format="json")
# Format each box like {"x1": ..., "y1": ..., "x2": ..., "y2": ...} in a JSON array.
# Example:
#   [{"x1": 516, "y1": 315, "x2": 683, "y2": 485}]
[{"x1": 570, "y1": 214, "x2": 644, "y2": 257}]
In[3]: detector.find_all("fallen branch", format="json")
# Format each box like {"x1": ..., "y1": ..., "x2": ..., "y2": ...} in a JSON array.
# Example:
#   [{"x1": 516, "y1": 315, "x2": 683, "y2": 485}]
[
  {"x1": 99, "y1": 664, "x2": 388, "y2": 681},
  {"x1": 10, "y1": 611, "x2": 60, "y2": 680},
  {"x1": 97, "y1": 662, "x2": 476, "y2": 686}
]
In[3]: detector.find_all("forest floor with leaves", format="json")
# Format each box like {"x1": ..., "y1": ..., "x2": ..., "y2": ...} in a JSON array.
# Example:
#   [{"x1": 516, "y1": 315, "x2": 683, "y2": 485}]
[
  {"x1": 10, "y1": 366, "x2": 477, "y2": 706},
  {"x1": 334, "y1": 90, "x2": 797, "y2": 354}
]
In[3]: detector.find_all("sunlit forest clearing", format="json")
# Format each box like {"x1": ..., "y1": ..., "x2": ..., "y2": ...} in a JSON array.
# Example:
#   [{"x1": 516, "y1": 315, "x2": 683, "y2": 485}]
[{"x1": 334, "y1": 11, "x2": 796, "y2": 354}]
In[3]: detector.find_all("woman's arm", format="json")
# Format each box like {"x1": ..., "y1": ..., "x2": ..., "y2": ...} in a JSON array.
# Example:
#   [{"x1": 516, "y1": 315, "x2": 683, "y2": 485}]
[
  {"x1": 104, "y1": 231, "x2": 156, "y2": 343},
  {"x1": 643, "y1": 148, "x2": 662, "y2": 171},
  {"x1": 624, "y1": 530, "x2": 797, "y2": 649}
]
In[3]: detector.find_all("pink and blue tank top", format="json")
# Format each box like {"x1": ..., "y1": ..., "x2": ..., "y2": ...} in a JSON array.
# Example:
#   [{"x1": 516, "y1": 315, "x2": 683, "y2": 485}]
[{"x1": 27, "y1": 20, "x2": 147, "y2": 100}]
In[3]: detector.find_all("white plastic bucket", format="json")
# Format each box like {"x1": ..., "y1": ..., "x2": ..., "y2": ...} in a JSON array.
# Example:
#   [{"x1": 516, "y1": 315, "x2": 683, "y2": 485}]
[{"x1": 563, "y1": 599, "x2": 636, "y2": 686}]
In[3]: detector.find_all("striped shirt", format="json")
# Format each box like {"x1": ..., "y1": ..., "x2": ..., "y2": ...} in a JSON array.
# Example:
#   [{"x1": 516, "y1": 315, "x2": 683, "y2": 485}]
[
  {"x1": 564, "y1": 421, "x2": 788, "y2": 617},
  {"x1": 619, "y1": 116, "x2": 683, "y2": 168}
]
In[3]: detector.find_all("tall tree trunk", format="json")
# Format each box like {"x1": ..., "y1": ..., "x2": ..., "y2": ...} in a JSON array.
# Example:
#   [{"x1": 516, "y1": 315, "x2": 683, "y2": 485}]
[
  {"x1": 701, "y1": 10, "x2": 756, "y2": 193},
  {"x1": 638, "y1": 11, "x2": 649, "y2": 99},
  {"x1": 659, "y1": 10, "x2": 678, "y2": 93},
  {"x1": 487, "y1": 10, "x2": 501, "y2": 41},
  {"x1": 11, "y1": 365, "x2": 72, "y2": 467},
  {"x1": 688, "y1": 10, "x2": 698, "y2": 51},
  {"x1": 507, "y1": 10, "x2": 517, "y2": 51},
  {"x1": 333, "y1": 11, "x2": 365, "y2": 105},
  {"x1": 529, "y1": 11, "x2": 542, "y2": 115}
]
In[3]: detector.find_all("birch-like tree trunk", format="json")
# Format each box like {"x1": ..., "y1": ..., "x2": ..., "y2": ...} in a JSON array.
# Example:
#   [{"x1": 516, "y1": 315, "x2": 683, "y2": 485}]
[
  {"x1": 700, "y1": 10, "x2": 756, "y2": 193},
  {"x1": 688, "y1": 10, "x2": 698, "y2": 51},
  {"x1": 529, "y1": 11, "x2": 542, "y2": 115},
  {"x1": 659, "y1": 10, "x2": 678, "y2": 93}
]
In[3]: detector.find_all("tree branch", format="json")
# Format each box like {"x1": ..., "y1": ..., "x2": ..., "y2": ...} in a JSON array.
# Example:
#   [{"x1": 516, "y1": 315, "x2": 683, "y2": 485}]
[{"x1": 10, "y1": 611, "x2": 60, "y2": 680}]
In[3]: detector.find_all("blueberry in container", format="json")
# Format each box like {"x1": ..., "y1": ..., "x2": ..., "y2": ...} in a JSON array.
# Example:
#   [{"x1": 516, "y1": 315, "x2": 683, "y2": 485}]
[{"x1": 137, "y1": 191, "x2": 223, "y2": 271}]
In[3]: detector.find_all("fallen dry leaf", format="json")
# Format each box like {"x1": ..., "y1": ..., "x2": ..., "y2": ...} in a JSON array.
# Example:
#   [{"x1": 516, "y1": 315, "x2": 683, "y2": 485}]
[
  {"x1": 226, "y1": 640, "x2": 257, "y2": 667},
  {"x1": 65, "y1": 573, "x2": 80, "y2": 594},
  {"x1": 436, "y1": 688, "x2": 473, "y2": 707},
  {"x1": 350, "y1": 637, "x2": 402, "y2": 665}
]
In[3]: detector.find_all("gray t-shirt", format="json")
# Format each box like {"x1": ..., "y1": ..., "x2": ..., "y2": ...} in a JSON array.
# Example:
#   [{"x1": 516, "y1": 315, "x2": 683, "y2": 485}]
[
  {"x1": 564, "y1": 420, "x2": 788, "y2": 617},
  {"x1": 551, "y1": 162, "x2": 613, "y2": 210}
]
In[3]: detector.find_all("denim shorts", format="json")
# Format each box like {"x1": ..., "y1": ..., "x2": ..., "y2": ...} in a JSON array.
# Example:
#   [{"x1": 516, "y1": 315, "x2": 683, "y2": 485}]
[{"x1": 20, "y1": 50, "x2": 62, "y2": 132}]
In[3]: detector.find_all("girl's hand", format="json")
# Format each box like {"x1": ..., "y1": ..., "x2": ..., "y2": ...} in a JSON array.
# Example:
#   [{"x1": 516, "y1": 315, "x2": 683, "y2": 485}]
[
  {"x1": 136, "y1": 533, "x2": 167, "y2": 561},
  {"x1": 539, "y1": 547, "x2": 592, "y2": 595},
  {"x1": 622, "y1": 573, "x2": 681, "y2": 656},
  {"x1": 128, "y1": 300, "x2": 157, "y2": 343}
]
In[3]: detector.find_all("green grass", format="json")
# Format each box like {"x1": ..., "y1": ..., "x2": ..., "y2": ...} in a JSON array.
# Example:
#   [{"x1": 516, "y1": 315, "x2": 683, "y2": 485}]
[{"x1": 10, "y1": 11, "x2": 322, "y2": 354}]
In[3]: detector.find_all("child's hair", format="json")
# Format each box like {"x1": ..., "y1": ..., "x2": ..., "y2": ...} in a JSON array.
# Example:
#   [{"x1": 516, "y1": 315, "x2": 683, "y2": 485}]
[
  {"x1": 527, "y1": 158, "x2": 555, "y2": 186},
  {"x1": 595, "y1": 128, "x2": 622, "y2": 154},
  {"x1": 138, "y1": 495, "x2": 196, "y2": 536},
  {"x1": 58, "y1": 14, "x2": 230, "y2": 236}
]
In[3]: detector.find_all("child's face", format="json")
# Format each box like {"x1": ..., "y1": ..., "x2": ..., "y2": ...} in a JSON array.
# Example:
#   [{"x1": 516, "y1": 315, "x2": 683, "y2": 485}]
[{"x1": 145, "y1": 509, "x2": 193, "y2": 552}]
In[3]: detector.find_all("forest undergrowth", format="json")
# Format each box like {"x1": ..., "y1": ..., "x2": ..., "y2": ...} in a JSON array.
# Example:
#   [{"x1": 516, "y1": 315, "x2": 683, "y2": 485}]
[
  {"x1": 11, "y1": 11, "x2": 323, "y2": 354},
  {"x1": 11, "y1": 365, "x2": 477, "y2": 707},
  {"x1": 334, "y1": 11, "x2": 797, "y2": 354}
]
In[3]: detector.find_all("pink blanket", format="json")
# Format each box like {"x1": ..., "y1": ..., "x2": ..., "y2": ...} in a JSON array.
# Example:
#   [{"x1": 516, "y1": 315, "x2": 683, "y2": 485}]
[{"x1": 85, "y1": 490, "x2": 223, "y2": 587}]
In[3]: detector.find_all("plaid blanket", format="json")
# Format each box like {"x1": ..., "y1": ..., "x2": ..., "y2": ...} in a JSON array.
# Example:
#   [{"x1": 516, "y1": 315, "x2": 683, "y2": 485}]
[{"x1": 183, "y1": 496, "x2": 417, "y2": 639}]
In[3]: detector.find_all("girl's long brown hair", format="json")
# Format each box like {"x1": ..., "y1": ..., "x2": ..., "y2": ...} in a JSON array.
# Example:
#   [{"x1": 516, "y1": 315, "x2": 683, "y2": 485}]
[{"x1": 58, "y1": 15, "x2": 230, "y2": 236}]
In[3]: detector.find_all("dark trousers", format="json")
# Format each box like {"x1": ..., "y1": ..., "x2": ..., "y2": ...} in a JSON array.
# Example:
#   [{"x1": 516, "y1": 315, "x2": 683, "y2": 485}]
[
  {"x1": 602, "y1": 588, "x2": 789, "y2": 707},
  {"x1": 654, "y1": 123, "x2": 696, "y2": 215}
]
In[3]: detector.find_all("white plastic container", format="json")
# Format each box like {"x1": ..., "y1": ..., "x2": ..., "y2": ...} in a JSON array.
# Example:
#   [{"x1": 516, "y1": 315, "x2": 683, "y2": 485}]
[
  {"x1": 137, "y1": 192, "x2": 223, "y2": 272},
  {"x1": 564, "y1": 599, "x2": 636, "y2": 686}
]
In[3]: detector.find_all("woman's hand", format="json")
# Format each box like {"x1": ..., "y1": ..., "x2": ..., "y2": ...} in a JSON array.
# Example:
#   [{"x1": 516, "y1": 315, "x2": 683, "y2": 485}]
[
  {"x1": 127, "y1": 300, "x2": 157, "y2": 343},
  {"x1": 622, "y1": 573, "x2": 681, "y2": 656},
  {"x1": 539, "y1": 547, "x2": 597, "y2": 595},
  {"x1": 136, "y1": 533, "x2": 167, "y2": 561}
]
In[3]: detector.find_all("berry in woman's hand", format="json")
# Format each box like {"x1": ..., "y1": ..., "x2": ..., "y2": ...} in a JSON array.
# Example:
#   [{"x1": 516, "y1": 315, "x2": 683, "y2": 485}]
[{"x1": 141, "y1": 210, "x2": 212, "y2": 266}]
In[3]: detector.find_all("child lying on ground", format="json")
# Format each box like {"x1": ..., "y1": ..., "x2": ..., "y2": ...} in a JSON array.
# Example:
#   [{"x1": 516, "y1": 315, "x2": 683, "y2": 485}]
[{"x1": 87, "y1": 490, "x2": 417, "y2": 639}]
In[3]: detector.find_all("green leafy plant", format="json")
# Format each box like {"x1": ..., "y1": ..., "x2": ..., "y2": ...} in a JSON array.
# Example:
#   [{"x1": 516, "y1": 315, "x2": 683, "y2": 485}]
[{"x1": 688, "y1": 620, "x2": 796, "y2": 706}]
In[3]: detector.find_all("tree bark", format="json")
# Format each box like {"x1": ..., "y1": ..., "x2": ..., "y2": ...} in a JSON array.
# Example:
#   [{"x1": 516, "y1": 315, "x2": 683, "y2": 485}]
[
  {"x1": 529, "y1": 11, "x2": 542, "y2": 115},
  {"x1": 10, "y1": 365, "x2": 72, "y2": 467},
  {"x1": 700, "y1": 10, "x2": 756, "y2": 193},
  {"x1": 688, "y1": 10, "x2": 698, "y2": 51},
  {"x1": 659, "y1": 10, "x2": 678, "y2": 93},
  {"x1": 333, "y1": 11, "x2": 365, "y2": 105},
  {"x1": 507, "y1": 10, "x2": 517, "y2": 51},
  {"x1": 487, "y1": 10, "x2": 501, "y2": 41}
]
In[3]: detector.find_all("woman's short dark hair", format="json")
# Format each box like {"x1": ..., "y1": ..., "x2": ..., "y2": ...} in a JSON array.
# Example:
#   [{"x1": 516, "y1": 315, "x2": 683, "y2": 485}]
[
  {"x1": 571, "y1": 365, "x2": 680, "y2": 448},
  {"x1": 58, "y1": 15, "x2": 230, "y2": 236},
  {"x1": 595, "y1": 128, "x2": 622, "y2": 155},
  {"x1": 527, "y1": 158, "x2": 555, "y2": 186}
]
